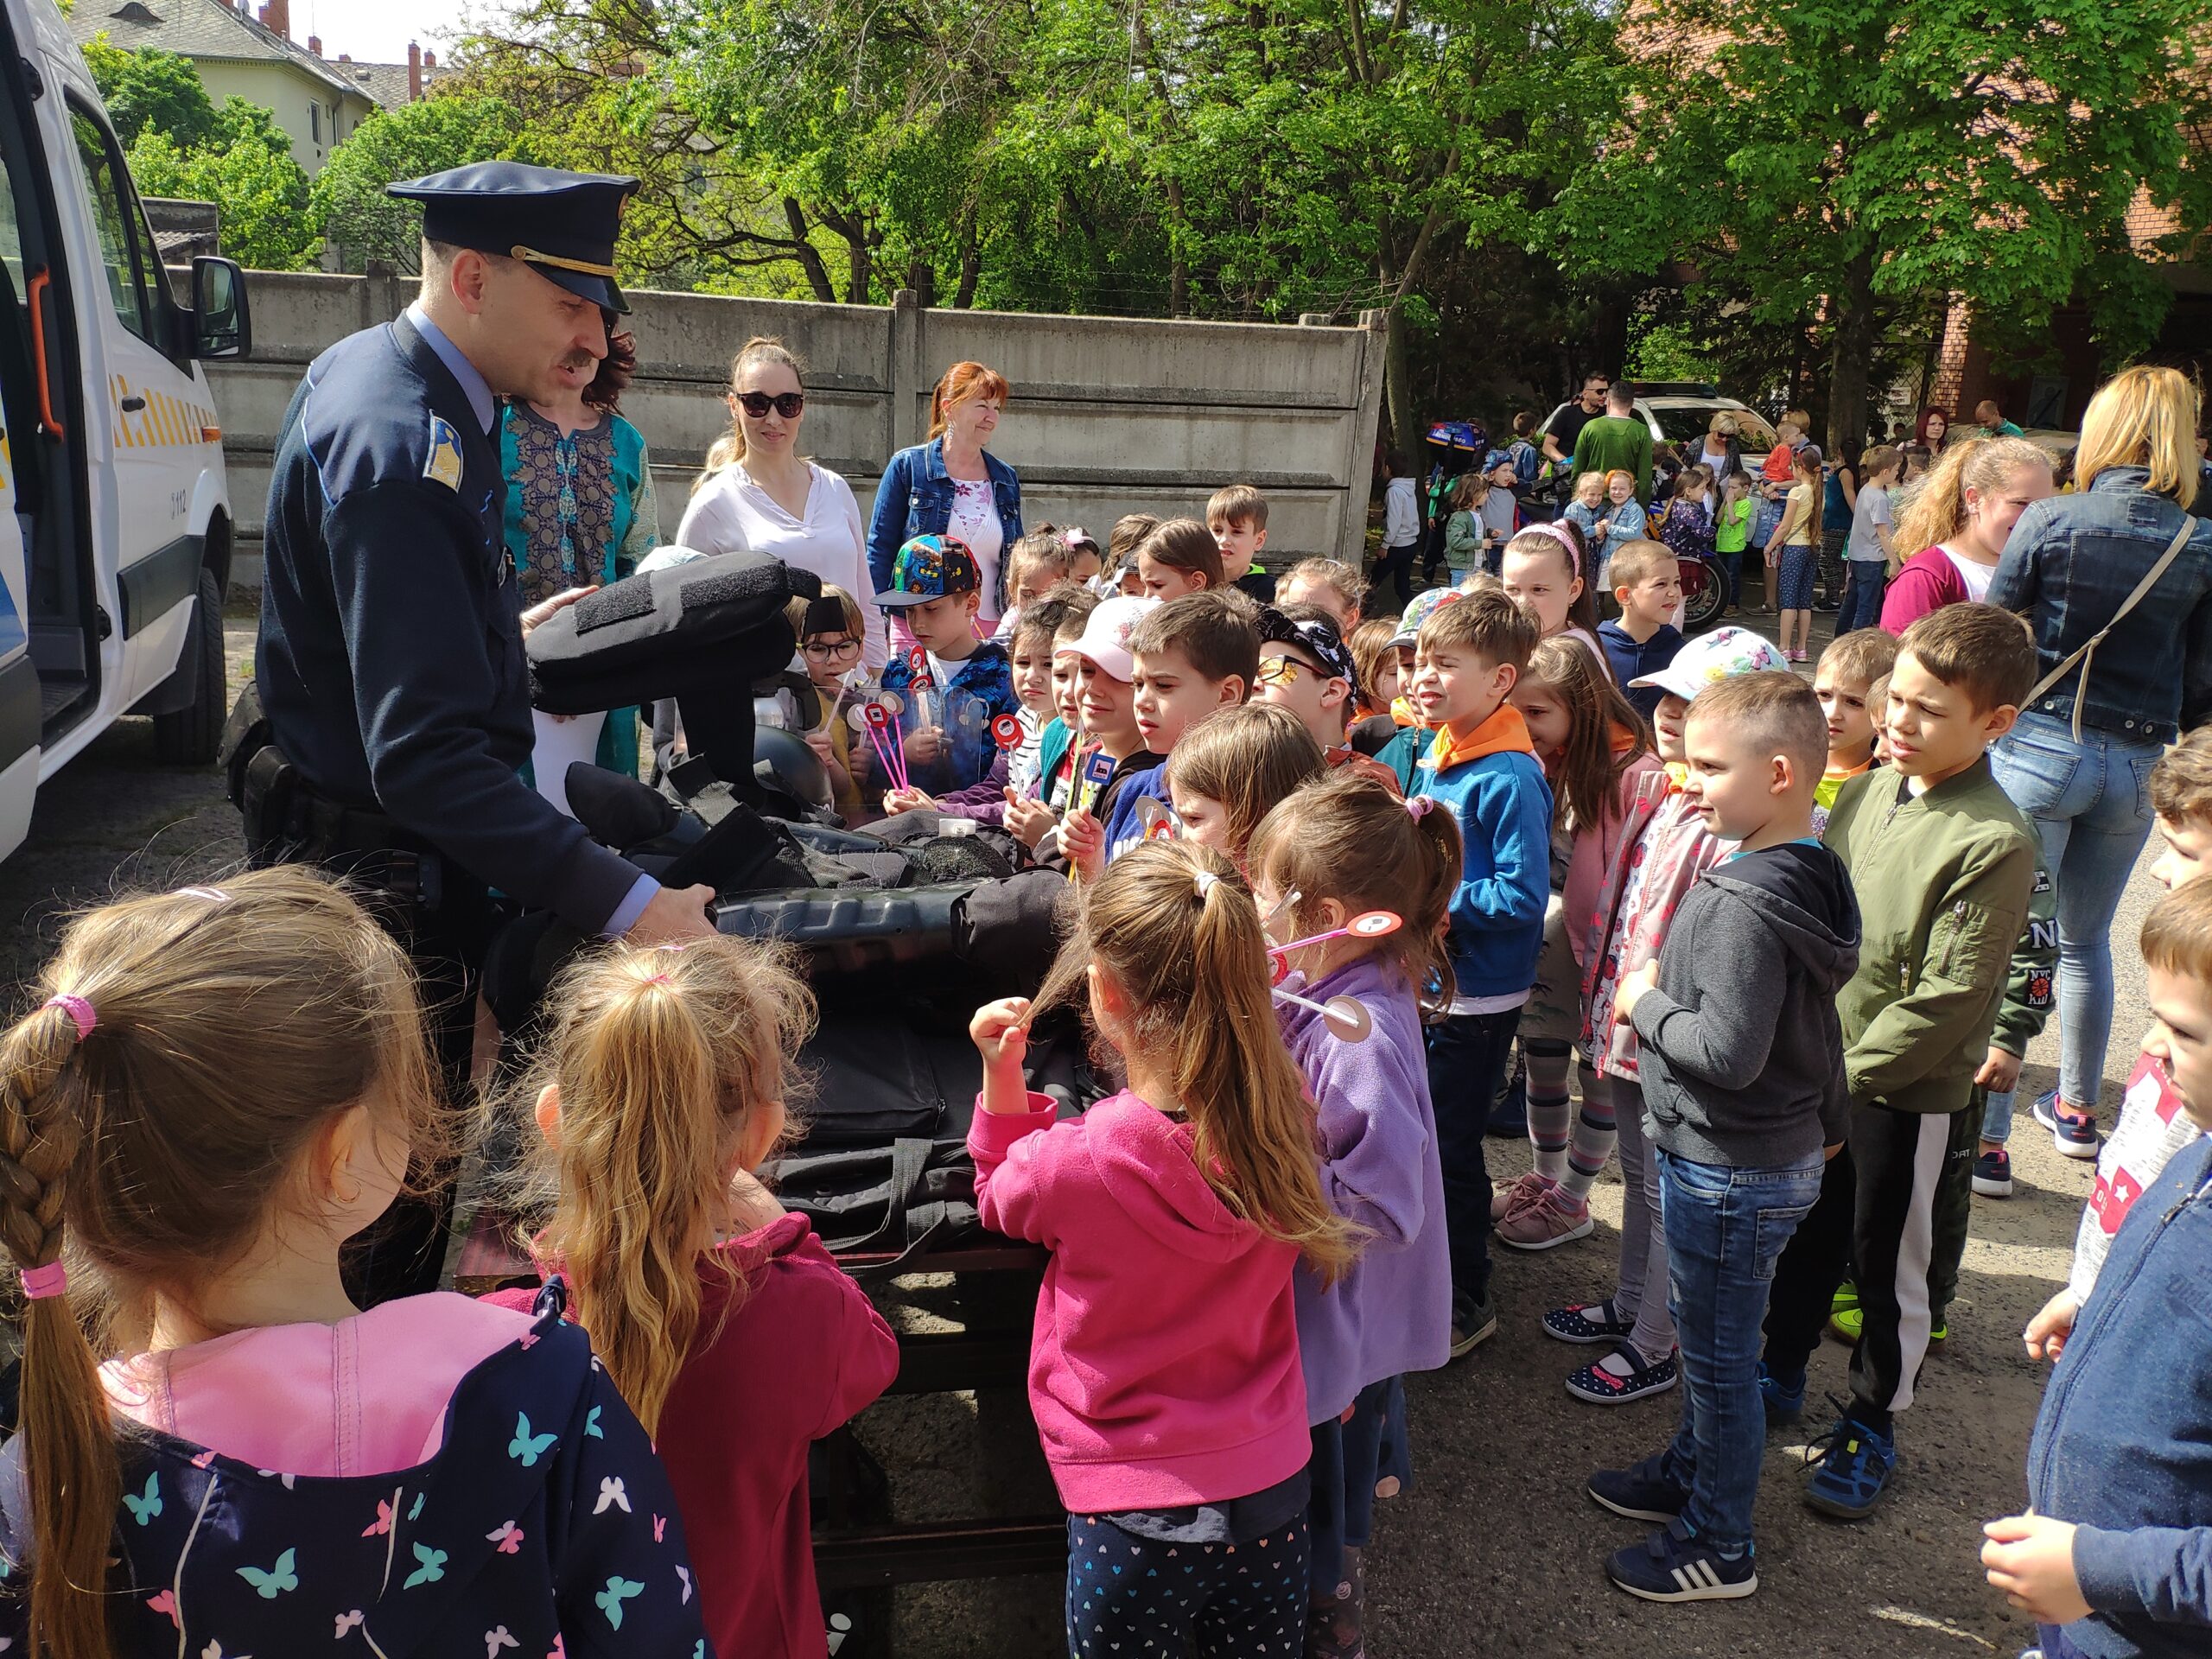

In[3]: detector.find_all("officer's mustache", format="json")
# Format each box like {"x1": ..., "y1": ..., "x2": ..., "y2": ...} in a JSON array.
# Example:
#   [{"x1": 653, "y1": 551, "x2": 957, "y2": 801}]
[{"x1": 560, "y1": 350, "x2": 598, "y2": 372}]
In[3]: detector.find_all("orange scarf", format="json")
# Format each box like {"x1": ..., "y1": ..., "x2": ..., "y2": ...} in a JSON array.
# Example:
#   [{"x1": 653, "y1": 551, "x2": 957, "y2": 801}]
[{"x1": 1426, "y1": 702, "x2": 1536, "y2": 773}]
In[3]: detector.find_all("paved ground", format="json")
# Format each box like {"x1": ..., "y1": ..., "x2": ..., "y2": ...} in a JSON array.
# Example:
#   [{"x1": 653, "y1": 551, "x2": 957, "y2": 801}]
[{"x1": 0, "y1": 607, "x2": 2159, "y2": 1658}]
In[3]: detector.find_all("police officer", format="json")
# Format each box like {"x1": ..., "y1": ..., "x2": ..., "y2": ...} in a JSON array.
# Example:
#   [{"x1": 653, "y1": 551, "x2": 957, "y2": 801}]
[{"x1": 241, "y1": 162, "x2": 715, "y2": 1302}]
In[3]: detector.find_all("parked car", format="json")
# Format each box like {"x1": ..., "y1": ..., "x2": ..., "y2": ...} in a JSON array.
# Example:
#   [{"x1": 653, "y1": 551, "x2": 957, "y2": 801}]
[{"x1": 1539, "y1": 383, "x2": 1778, "y2": 454}]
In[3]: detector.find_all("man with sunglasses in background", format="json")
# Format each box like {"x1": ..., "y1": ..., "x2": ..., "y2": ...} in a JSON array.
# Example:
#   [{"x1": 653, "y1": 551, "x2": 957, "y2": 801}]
[{"x1": 234, "y1": 162, "x2": 716, "y2": 1308}]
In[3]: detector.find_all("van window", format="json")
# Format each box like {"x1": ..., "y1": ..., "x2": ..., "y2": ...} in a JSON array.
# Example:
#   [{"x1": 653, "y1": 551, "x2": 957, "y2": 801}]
[{"x1": 68, "y1": 105, "x2": 155, "y2": 345}]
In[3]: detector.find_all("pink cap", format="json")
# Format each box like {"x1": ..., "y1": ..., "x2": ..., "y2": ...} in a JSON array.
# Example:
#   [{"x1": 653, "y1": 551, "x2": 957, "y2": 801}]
[{"x1": 1054, "y1": 594, "x2": 1157, "y2": 682}]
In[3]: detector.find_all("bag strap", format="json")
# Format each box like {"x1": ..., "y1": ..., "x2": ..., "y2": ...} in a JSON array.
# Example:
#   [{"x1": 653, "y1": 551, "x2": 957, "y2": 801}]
[{"x1": 2023, "y1": 514, "x2": 2197, "y2": 741}]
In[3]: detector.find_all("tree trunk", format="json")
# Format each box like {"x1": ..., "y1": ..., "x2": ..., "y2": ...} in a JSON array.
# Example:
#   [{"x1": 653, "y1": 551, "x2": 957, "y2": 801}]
[
  {"x1": 1165, "y1": 176, "x2": 1189, "y2": 319},
  {"x1": 846, "y1": 238, "x2": 871, "y2": 306},
  {"x1": 953, "y1": 204, "x2": 980, "y2": 308},
  {"x1": 1825, "y1": 251, "x2": 1880, "y2": 458},
  {"x1": 1384, "y1": 301, "x2": 1421, "y2": 467},
  {"x1": 780, "y1": 197, "x2": 837, "y2": 304}
]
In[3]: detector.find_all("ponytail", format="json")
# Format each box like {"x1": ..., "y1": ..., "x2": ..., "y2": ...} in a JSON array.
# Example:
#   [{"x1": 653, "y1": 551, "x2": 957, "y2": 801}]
[
  {"x1": 523, "y1": 938, "x2": 814, "y2": 1434},
  {"x1": 694, "y1": 337, "x2": 806, "y2": 494},
  {"x1": 0, "y1": 1003, "x2": 115, "y2": 1659},
  {"x1": 0, "y1": 868, "x2": 443, "y2": 1659},
  {"x1": 1249, "y1": 772, "x2": 1464, "y2": 1018},
  {"x1": 1034, "y1": 842, "x2": 1362, "y2": 1281}
]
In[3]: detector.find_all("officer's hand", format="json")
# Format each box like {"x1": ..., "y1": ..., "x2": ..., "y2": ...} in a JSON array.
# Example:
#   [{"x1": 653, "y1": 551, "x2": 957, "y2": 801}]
[
  {"x1": 520, "y1": 585, "x2": 599, "y2": 638},
  {"x1": 626, "y1": 882, "x2": 716, "y2": 945}
]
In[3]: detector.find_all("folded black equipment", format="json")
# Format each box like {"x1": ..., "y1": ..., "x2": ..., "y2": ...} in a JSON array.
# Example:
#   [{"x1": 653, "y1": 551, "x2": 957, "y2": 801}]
[{"x1": 526, "y1": 549, "x2": 821, "y2": 715}]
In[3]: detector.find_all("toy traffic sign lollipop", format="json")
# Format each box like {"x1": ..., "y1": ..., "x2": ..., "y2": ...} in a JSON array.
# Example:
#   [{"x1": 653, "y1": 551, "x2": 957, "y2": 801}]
[
  {"x1": 1266, "y1": 910, "x2": 1401, "y2": 963},
  {"x1": 1134, "y1": 796, "x2": 1176, "y2": 839},
  {"x1": 1268, "y1": 985, "x2": 1376, "y2": 1042},
  {"x1": 991, "y1": 712, "x2": 1022, "y2": 750},
  {"x1": 859, "y1": 700, "x2": 906, "y2": 791}
]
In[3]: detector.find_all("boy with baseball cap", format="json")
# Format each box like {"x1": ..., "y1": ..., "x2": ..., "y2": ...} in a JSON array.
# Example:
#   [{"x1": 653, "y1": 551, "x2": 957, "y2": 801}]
[{"x1": 874, "y1": 533, "x2": 1021, "y2": 798}]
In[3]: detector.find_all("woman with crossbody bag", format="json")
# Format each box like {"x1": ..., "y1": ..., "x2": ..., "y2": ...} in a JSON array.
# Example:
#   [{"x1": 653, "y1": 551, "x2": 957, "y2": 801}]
[{"x1": 1986, "y1": 366, "x2": 2212, "y2": 1155}]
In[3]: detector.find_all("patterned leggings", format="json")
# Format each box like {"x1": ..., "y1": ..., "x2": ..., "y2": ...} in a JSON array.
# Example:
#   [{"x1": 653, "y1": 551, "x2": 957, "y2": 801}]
[{"x1": 1065, "y1": 1511, "x2": 1311, "y2": 1658}]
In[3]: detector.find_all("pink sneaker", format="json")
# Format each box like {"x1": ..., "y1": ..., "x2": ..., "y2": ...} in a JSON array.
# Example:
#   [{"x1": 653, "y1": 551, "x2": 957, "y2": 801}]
[
  {"x1": 1496, "y1": 1185, "x2": 1595, "y2": 1251},
  {"x1": 1491, "y1": 1170, "x2": 1554, "y2": 1223}
]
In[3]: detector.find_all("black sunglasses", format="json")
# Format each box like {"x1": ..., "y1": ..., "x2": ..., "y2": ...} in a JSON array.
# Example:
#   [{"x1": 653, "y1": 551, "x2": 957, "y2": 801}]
[{"x1": 734, "y1": 391, "x2": 805, "y2": 419}]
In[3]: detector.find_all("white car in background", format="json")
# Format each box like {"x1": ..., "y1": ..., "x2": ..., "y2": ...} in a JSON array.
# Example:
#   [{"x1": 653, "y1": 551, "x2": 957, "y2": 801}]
[{"x1": 1539, "y1": 382, "x2": 1777, "y2": 453}]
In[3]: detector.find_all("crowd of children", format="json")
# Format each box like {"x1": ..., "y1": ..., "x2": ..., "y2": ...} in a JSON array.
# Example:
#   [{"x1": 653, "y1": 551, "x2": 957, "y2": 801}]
[{"x1": 0, "y1": 454, "x2": 2204, "y2": 1659}]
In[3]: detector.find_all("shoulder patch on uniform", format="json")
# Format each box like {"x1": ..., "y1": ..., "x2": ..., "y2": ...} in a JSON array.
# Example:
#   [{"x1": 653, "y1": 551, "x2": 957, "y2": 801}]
[{"x1": 423, "y1": 415, "x2": 464, "y2": 492}]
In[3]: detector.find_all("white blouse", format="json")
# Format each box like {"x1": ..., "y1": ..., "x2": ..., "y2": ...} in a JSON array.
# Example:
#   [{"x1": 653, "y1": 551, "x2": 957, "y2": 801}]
[
  {"x1": 676, "y1": 461, "x2": 882, "y2": 671},
  {"x1": 945, "y1": 476, "x2": 1006, "y2": 625}
]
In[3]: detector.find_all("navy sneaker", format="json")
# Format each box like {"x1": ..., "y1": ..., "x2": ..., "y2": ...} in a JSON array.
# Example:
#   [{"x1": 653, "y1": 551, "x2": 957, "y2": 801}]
[
  {"x1": 1973, "y1": 1147, "x2": 2014, "y2": 1198},
  {"x1": 1586, "y1": 1452, "x2": 1688, "y2": 1522},
  {"x1": 1758, "y1": 1361, "x2": 1805, "y2": 1425},
  {"x1": 1605, "y1": 1516, "x2": 1758, "y2": 1602},
  {"x1": 1487, "y1": 1065, "x2": 1528, "y2": 1137},
  {"x1": 1567, "y1": 1343, "x2": 1679, "y2": 1406},
  {"x1": 1803, "y1": 1413, "x2": 1897, "y2": 1519},
  {"x1": 2033, "y1": 1090, "x2": 2101, "y2": 1160}
]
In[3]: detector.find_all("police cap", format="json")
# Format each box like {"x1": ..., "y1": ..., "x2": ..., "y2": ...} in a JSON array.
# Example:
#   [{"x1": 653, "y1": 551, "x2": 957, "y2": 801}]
[{"x1": 388, "y1": 162, "x2": 641, "y2": 314}]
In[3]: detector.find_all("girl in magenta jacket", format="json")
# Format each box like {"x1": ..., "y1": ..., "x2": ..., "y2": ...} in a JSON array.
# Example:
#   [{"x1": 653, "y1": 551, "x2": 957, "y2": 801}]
[
  {"x1": 488, "y1": 937, "x2": 899, "y2": 1659},
  {"x1": 967, "y1": 840, "x2": 1361, "y2": 1658}
]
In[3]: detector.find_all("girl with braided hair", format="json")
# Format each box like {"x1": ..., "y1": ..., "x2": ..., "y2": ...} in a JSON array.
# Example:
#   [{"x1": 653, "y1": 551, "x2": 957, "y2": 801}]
[{"x1": 0, "y1": 870, "x2": 707, "y2": 1659}]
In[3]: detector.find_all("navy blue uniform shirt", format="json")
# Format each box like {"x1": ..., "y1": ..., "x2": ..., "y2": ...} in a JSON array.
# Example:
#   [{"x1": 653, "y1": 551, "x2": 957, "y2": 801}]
[{"x1": 256, "y1": 308, "x2": 646, "y2": 933}]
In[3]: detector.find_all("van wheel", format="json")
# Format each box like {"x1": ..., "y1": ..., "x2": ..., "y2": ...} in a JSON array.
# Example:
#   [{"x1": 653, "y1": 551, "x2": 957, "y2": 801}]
[{"x1": 153, "y1": 569, "x2": 224, "y2": 766}]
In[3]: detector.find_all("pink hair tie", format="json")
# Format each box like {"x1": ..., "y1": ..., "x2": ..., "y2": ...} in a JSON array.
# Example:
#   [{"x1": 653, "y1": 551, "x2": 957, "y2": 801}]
[
  {"x1": 43, "y1": 995, "x2": 94, "y2": 1043},
  {"x1": 20, "y1": 1261, "x2": 67, "y2": 1300},
  {"x1": 1406, "y1": 795, "x2": 1434, "y2": 819}
]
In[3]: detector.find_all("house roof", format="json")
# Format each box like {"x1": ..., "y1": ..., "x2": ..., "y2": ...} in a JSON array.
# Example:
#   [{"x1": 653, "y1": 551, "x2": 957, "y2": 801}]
[
  {"x1": 333, "y1": 59, "x2": 414, "y2": 111},
  {"x1": 68, "y1": 0, "x2": 368, "y2": 105}
]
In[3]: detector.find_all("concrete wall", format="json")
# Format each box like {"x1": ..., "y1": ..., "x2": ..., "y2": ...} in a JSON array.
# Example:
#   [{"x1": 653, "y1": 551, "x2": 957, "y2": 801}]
[{"x1": 201, "y1": 268, "x2": 1389, "y2": 588}]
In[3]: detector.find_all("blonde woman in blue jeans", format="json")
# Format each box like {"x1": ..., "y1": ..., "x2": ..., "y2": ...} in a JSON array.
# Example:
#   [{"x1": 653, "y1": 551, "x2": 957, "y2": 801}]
[{"x1": 1987, "y1": 366, "x2": 2212, "y2": 1156}]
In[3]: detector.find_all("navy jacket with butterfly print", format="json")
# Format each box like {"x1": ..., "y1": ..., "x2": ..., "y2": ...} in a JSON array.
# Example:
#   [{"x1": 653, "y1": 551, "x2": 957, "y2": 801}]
[{"x1": 0, "y1": 1284, "x2": 711, "y2": 1659}]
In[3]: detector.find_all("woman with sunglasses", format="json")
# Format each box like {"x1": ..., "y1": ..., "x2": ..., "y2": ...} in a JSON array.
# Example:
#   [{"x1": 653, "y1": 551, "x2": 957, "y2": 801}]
[
  {"x1": 502, "y1": 320, "x2": 660, "y2": 804},
  {"x1": 866, "y1": 360, "x2": 1024, "y2": 645},
  {"x1": 677, "y1": 335, "x2": 882, "y2": 671}
]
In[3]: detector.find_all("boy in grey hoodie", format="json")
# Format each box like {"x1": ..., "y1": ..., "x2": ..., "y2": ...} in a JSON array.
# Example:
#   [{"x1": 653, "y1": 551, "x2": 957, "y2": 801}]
[{"x1": 1588, "y1": 670, "x2": 1859, "y2": 1604}]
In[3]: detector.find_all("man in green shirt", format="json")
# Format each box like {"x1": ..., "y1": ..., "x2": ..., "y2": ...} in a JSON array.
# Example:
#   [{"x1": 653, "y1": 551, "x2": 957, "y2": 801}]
[
  {"x1": 1570, "y1": 383, "x2": 1655, "y2": 505},
  {"x1": 1974, "y1": 397, "x2": 2026, "y2": 439}
]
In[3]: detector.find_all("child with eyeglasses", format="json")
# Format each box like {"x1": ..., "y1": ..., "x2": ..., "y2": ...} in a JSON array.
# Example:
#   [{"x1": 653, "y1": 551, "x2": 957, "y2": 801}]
[{"x1": 792, "y1": 586, "x2": 874, "y2": 822}]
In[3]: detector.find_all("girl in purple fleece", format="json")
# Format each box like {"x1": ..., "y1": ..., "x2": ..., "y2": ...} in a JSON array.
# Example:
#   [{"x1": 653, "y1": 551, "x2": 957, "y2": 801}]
[{"x1": 1249, "y1": 772, "x2": 1464, "y2": 1659}]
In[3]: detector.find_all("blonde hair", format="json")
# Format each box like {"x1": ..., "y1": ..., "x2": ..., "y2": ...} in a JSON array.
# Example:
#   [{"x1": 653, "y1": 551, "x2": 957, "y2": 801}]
[
  {"x1": 2141, "y1": 868, "x2": 2212, "y2": 982},
  {"x1": 928, "y1": 361, "x2": 1011, "y2": 440},
  {"x1": 1574, "y1": 470, "x2": 1607, "y2": 498},
  {"x1": 518, "y1": 936, "x2": 815, "y2": 1436},
  {"x1": 698, "y1": 336, "x2": 806, "y2": 486},
  {"x1": 2152, "y1": 724, "x2": 2212, "y2": 826},
  {"x1": 2074, "y1": 365, "x2": 2203, "y2": 505},
  {"x1": 1893, "y1": 436, "x2": 2054, "y2": 560},
  {"x1": 1, "y1": 871, "x2": 443, "y2": 1659},
  {"x1": 1033, "y1": 841, "x2": 1360, "y2": 1280}
]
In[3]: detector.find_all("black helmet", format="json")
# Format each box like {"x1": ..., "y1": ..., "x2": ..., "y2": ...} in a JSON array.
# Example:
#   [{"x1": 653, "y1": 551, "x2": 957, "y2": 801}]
[{"x1": 753, "y1": 725, "x2": 830, "y2": 811}]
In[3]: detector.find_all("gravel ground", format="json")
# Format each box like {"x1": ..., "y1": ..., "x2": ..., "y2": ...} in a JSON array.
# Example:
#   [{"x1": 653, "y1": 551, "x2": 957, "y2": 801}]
[{"x1": 0, "y1": 609, "x2": 2163, "y2": 1659}]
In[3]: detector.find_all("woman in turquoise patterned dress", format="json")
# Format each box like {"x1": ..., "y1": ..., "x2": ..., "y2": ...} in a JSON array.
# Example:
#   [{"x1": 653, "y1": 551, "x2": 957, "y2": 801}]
[{"x1": 502, "y1": 325, "x2": 661, "y2": 793}]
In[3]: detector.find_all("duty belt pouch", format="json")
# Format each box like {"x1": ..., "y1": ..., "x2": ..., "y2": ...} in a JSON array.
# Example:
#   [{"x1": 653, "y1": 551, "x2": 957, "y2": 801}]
[
  {"x1": 219, "y1": 680, "x2": 273, "y2": 811},
  {"x1": 526, "y1": 550, "x2": 823, "y2": 715}
]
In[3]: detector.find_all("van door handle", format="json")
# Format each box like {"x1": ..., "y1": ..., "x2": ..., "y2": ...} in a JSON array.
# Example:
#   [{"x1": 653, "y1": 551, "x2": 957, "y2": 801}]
[
  {"x1": 120, "y1": 396, "x2": 145, "y2": 411},
  {"x1": 27, "y1": 268, "x2": 62, "y2": 442}
]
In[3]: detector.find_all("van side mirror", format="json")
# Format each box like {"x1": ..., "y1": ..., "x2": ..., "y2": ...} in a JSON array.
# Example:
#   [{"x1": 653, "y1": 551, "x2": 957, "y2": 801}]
[{"x1": 191, "y1": 257, "x2": 250, "y2": 360}]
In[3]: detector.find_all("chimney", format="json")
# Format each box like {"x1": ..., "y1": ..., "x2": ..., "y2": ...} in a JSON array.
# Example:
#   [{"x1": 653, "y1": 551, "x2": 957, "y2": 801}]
[
  {"x1": 336, "y1": 52, "x2": 350, "y2": 62},
  {"x1": 423, "y1": 49, "x2": 436, "y2": 69},
  {"x1": 407, "y1": 41, "x2": 421, "y2": 101},
  {"x1": 259, "y1": 0, "x2": 289, "y2": 38},
  {"x1": 307, "y1": 33, "x2": 321, "y2": 55}
]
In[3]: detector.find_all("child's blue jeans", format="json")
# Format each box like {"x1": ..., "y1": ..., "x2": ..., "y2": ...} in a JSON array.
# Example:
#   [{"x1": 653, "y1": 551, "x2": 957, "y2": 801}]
[{"x1": 1656, "y1": 1147, "x2": 1825, "y2": 1553}]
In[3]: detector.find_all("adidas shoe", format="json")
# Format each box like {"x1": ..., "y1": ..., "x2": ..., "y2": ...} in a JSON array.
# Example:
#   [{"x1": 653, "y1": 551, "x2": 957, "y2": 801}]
[
  {"x1": 1586, "y1": 1452, "x2": 1688, "y2": 1522},
  {"x1": 1605, "y1": 1516, "x2": 1758, "y2": 1602}
]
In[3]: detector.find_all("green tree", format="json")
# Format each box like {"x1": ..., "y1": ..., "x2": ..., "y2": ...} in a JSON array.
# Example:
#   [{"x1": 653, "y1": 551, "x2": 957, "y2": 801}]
[
  {"x1": 312, "y1": 96, "x2": 548, "y2": 273},
  {"x1": 81, "y1": 38, "x2": 219, "y2": 149},
  {"x1": 1552, "y1": 0, "x2": 2212, "y2": 454},
  {"x1": 127, "y1": 99, "x2": 317, "y2": 270}
]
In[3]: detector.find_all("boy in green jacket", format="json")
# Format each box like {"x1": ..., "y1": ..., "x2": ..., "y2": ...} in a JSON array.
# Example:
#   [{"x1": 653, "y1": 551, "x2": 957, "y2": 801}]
[{"x1": 1757, "y1": 603, "x2": 2040, "y2": 1522}]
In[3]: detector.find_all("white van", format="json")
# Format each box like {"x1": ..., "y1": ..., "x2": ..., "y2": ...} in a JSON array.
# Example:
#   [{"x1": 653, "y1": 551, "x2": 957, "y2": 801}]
[{"x1": 0, "y1": 0, "x2": 249, "y2": 861}]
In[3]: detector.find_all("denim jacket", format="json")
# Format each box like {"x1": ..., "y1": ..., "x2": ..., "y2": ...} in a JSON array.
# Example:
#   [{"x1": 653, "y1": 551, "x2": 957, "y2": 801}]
[
  {"x1": 1986, "y1": 467, "x2": 2212, "y2": 745},
  {"x1": 866, "y1": 437, "x2": 1025, "y2": 612}
]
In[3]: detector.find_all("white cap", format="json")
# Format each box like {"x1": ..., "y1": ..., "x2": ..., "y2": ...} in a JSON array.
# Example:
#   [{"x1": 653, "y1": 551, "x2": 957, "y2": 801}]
[{"x1": 1054, "y1": 594, "x2": 1158, "y2": 682}]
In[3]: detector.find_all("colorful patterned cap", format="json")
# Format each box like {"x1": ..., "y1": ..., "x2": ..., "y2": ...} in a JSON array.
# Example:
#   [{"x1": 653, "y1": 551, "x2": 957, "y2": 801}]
[
  {"x1": 1388, "y1": 586, "x2": 1465, "y2": 649},
  {"x1": 875, "y1": 534, "x2": 982, "y2": 608},
  {"x1": 1628, "y1": 625, "x2": 1787, "y2": 701}
]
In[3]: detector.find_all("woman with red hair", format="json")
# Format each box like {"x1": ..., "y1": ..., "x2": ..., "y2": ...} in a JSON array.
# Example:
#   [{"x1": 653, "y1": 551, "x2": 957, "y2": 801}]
[{"x1": 866, "y1": 361, "x2": 1025, "y2": 632}]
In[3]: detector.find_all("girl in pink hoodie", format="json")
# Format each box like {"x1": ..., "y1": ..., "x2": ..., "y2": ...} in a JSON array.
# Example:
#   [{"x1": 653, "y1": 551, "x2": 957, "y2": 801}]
[
  {"x1": 1497, "y1": 635, "x2": 1664, "y2": 1252},
  {"x1": 967, "y1": 839, "x2": 1361, "y2": 1658}
]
